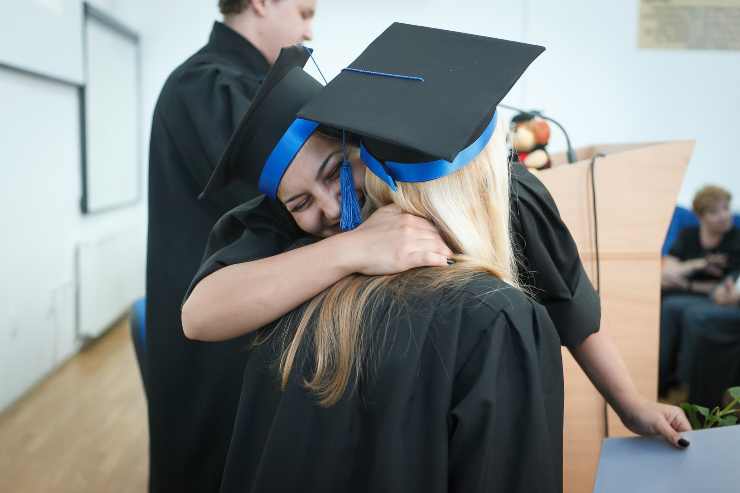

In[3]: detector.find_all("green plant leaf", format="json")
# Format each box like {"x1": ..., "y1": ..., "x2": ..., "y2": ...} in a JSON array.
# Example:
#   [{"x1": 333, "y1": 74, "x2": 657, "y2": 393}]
[
  {"x1": 719, "y1": 400, "x2": 740, "y2": 416},
  {"x1": 695, "y1": 405, "x2": 710, "y2": 418},
  {"x1": 718, "y1": 415, "x2": 738, "y2": 427},
  {"x1": 681, "y1": 403, "x2": 703, "y2": 430},
  {"x1": 728, "y1": 387, "x2": 740, "y2": 401},
  {"x1": 705, "y1": 407, "x2": 723, "y2": 428}
]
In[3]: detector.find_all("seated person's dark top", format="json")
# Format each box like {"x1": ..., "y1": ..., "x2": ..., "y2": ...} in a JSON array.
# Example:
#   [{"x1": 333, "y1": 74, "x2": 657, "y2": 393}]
[
  {"x1": 219, "y1": 274, "x2": 563, "y2": 493},
  {"x1": 667, "y1": 225, "x2": 740, "y2": 286}
]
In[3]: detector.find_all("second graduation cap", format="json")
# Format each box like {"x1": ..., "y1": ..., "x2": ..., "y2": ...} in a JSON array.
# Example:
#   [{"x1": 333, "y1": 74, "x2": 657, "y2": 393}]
[
  {"x1": 298, "y1": 22, "x2": 545, "y2": 190},
  {"x1": 200, "y1": 45, "x2": 323, "y2": 200}
]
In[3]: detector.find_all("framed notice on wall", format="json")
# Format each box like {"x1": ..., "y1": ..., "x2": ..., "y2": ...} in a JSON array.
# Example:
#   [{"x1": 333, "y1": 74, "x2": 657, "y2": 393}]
[{"x1": 639, "y1": 0, "x2": 740, "y2": 51}]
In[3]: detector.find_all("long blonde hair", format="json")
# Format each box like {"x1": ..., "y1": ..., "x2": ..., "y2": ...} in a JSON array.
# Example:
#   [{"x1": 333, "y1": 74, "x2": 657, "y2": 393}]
[{"x1": 277, "y1": 116, "x2": 518, "y2": 406}]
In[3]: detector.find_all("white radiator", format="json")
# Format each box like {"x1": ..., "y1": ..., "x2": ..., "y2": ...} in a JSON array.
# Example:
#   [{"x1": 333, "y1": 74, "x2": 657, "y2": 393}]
[{"x1": 76, "y1": 228, "x2": 145, "y2": 338}]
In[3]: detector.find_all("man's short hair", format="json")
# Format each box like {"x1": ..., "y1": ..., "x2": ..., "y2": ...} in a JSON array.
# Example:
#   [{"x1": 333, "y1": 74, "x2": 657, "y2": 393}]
[
  {"x1": 692, "y1": 185, "x2": 732, "y2": 216},
  {"x1": 219, "y1": 0, "x2": 250, "y2": 15}
]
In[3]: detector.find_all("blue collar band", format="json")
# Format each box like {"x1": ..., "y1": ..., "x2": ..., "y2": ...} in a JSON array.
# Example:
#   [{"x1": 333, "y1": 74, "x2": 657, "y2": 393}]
[
  {"x1": 258, "y1": 118, "x2": 320, "y2": 199},
  {"x1": 360, "y1": 111, "x2": 498, "y2": 191}
]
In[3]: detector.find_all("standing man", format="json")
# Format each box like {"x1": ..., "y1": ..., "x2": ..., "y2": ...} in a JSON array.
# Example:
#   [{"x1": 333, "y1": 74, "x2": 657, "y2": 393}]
[{"x1": 146, "y1": 1, "x2": 316, "y2": 491}]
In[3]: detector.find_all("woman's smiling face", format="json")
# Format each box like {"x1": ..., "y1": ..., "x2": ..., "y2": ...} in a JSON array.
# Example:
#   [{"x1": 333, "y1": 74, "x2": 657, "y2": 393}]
[{"x1": 277, "y1": 133, "x2": 366, "y2": 237}]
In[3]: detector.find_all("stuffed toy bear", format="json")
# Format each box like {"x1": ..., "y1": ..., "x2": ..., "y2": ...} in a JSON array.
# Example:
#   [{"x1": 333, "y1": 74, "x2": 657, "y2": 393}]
[{"x1": 510, "y1": 112, "x2": 552, "y2": 170}]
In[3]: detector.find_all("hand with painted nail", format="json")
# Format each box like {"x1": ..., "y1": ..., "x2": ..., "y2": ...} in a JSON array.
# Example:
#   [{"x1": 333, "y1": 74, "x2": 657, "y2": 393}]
[{"x1": 619, "y1": 398, "x2": 692, "y2": 449}]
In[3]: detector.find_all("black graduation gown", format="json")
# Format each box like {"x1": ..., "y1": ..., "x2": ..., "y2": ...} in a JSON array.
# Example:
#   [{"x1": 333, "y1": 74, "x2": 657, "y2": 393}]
[
  {"x1": 509, "y1": 163, "x2": 601, "y2": 346},
  {"x1": 179, "y1": 165, "x2": 596, "y2": 492},
  {"x1": 187, "y1": 164, "x2": 601, "y2": 350},
  {"x1": 220, "y1": 275, "x2": 563, "y2": 493},
  {"x1": 182, "y1": 165, "x2": 600, "y2": 491},
  {"x1": 145, "y1": 22, "x2": 288, "y2": 493}
]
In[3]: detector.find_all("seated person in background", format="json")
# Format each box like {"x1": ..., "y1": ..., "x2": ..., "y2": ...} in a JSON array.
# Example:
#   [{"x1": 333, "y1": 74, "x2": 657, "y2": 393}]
[
  {"x1": 685, "y1": 271, "x2": 740, "y2": 407},
  {"x1": 661, "y1": 185, "x2": 739, "y2": 295},
  {"x1": 659, "y1": 185, "x2": 740, "y2": 396}
]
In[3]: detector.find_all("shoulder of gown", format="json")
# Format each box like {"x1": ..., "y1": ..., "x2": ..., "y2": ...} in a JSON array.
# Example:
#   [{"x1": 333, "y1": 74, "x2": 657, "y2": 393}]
[{"x1": 510, "y1": 163, "x2": 601, "y2": 347}]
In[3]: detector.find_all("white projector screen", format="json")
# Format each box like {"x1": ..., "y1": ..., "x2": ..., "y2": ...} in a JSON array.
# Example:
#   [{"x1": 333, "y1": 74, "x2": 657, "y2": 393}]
[{"x1": 81, "y1": 4, "x2": 141, "y2": 213}]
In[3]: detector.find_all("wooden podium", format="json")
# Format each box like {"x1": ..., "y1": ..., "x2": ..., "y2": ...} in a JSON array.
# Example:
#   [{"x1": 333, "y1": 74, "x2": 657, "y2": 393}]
[{"x1": 535, "y1": 141, "x2": 694, "y2": 493}]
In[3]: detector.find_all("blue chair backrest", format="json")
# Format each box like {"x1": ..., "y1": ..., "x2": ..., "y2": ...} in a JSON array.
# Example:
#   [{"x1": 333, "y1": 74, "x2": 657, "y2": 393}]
[
  {"x1": 131, "y1": 297, "x2": 147, "y2": 354},
  {"x1": 662, "y1": 206, "x2": 740, "y2": 256},
  {"x1": 130, "y1": 297, "x2": 148, "y2": 399}
]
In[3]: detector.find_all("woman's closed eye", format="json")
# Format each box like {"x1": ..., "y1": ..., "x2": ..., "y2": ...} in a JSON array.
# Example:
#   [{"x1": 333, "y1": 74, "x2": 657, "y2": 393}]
[
  {"x1": 290, "y1": 196, "x2": 312, "y2": 213},
  {"x1": 326, "y1": 162, "x2": 341, "y2": 181}
]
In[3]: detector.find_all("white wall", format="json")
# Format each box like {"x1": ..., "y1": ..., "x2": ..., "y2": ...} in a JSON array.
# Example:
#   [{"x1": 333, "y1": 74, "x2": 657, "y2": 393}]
[
  {"x1": 521, "y1": 0, "x2": 740, "y2": 207},
  {"x1": 308, "y1": 0, "x2": 740, "y2": 207},
  {"x1": 1, "y1": 0, "x2": 207, "y2": 412},
  {"x1": 0, "y1": 70, "x2": 81, "y2": 410},
  {"x1": 91, "y1": 0, "x2": 740, "y2": 286},
  {"x1": 113, "y1": 0, "x2": 529, "y2": 193},
  {"x1": 0, "y1": 0, "x2": 84, "y2": 84},
  {"x1": 113, "y1": 1, "x2": 221, "y2": 178},
  {"x1": 119, "y1": 0, "x2": 740, "y2": 210},
  {"x1": 0, "y1": 0, "x2": 146, "y2": 411},
  {"x1": 302, "y1": 0, "x2": 530, "y2": 129}
]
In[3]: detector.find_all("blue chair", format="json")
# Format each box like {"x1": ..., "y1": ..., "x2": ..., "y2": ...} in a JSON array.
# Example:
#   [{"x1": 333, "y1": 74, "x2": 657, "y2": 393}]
[
  {"x1": 662, "y1": 206, "x2": 740, "y2": 256},
  {"x1": 130, "y1": 297, "x2": 148, "y2": 398}
]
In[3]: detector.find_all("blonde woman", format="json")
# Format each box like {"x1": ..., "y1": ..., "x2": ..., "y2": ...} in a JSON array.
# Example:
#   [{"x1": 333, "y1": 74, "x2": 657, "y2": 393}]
[{"x1": 221, "y1": 87, "x2": 566, "y2": 493}]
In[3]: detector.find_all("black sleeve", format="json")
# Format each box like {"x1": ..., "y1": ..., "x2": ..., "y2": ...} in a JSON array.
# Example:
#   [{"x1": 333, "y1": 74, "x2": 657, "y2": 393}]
[
  {"x1": 183, "y1": 195, "x2": 302, "y2": 302},
  {"x1": 177, "y1": 67, "x2": 255, "y2": 171},
  {"x1": 448, "y1": 305, "x2": 563, "y2": 493},
  {"x1": 510, "y1": 165, "x2": 601, "y2": 347},
  {"x1": 667, "y1": 228, "x2": 692, "y2": 260},
  {"x1": 725, "y1": 227, "x2": 740, "y2": 273},
  {"x1": 166, "y1": 64, "x2": 260, "y2": 207}
]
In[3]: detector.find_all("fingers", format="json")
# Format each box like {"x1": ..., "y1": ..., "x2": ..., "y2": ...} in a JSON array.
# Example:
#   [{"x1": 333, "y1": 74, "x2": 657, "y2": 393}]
[
  {"x1": 665, "y1": 274, "x2": 687, "y2": 289},
  {"x1": 399, "y1": 214, "x2": 440, "y2": 235},
  {"x1": 669, "y1": 407, "x2": 693, "y2": 432},
  {"x1": 655, "y1": 414, "x2": 689, "y2": 449},
  {"x1": 375, "y1": 204, "x2": 437, "y2": 233},
  {"x1": 364, "y1": 206, "x2": 455, "y2": 264},
  {"x1": 705, "y1": 265, "x2": 723, "y2": 277},
  {"x1": 405, "y1": 250, "x2": 449, "y2": 268},
  {"x1": 411, "y1": 238, "x2": 454, "y2": 258},
  {"x1": 710, "y1": 253, "x2": 728, "y2": 266},
  {"x1": 705, "y1": 254, "x2": 727, "y2": 272}
]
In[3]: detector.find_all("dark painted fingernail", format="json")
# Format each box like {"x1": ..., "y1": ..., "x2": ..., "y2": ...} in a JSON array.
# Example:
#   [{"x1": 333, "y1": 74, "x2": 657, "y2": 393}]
[
  {"x1": 678, "y1": 438, "x2": 690, "y2": 448},
  {"x1": 446, "y1": 258, "x2": 455, "y2": 265}
]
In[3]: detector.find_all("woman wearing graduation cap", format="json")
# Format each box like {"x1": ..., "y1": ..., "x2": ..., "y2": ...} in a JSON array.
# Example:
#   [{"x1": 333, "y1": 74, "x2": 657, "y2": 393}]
[{"x1": 182, "y1": 22, "x2": 691, "y2": 456}]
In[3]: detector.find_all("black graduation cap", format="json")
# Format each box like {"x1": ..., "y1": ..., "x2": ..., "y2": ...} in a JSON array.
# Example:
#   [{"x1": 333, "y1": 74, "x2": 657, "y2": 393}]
[
  {"x1": 200, "y1": 45, "x2": 323, "y2": 199},
  {"x1": 298, "y1": 23, "x2": 545, "y2": 190}
]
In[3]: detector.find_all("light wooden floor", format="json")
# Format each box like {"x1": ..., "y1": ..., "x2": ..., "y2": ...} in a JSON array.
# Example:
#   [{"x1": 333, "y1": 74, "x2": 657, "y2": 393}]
[{"x1": 0, "y1": 319, "x2": 148, "y2": 493}]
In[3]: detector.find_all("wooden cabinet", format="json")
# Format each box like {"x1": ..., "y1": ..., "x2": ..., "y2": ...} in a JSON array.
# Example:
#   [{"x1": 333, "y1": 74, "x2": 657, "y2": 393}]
[{"x1": 537, "y1": 141, "x2": 694, "y2": 493}]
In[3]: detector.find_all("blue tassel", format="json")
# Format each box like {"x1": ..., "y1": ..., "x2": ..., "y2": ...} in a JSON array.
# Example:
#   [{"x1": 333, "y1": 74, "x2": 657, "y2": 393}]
[{"x1": 339, "y1": 160, "x2": 362, "y2": 231}]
